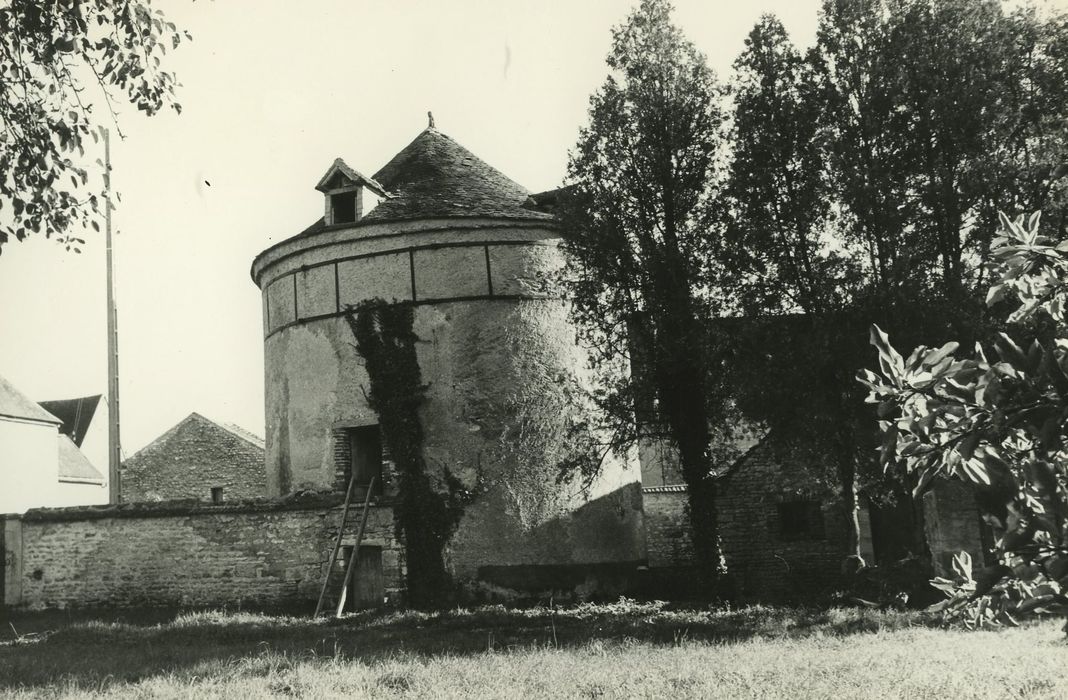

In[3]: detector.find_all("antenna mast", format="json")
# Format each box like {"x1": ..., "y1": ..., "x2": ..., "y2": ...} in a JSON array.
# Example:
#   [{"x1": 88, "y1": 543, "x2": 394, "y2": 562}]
[{"x1": 104, "y1": 128, "x2": 122, "y2": 504}]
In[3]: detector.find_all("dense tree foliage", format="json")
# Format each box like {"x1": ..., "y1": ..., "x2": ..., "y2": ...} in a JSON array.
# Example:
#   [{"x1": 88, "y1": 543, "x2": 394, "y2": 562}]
[
  {"x1": 722, "y1": 0, "x2": 1068, "y2": 569},
  {"x1": 861, "y1": 212, "x2": 1068, "y2": 629},
  {"x1": 0, "y1": 0, "x2": 188, "y2": 253},
  {"x1": 815, "y1": 0, "x2": 1068, "y2": 299},
  {"x1": 558, "y1": 0, "x2": 732, "y2": 581},
  {"x1": 724, "y1": 15, "x2": 873, "y2": 565}
]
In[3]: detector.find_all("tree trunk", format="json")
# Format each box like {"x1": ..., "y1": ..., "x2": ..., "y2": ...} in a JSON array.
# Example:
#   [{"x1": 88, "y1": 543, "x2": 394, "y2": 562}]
[
  {"x1": 836, "y1": 424, "x2": 863, "y2": 574},
  {"x1": 654, "y1": 298, "x2": 725, "y2": 592},
  {"x1": 838, "y1": 459, "x2": 863, "y2": 568}
]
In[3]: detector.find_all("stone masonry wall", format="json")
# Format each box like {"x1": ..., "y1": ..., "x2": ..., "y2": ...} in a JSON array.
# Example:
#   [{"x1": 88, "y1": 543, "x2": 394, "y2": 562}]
[
  {"x1": 923, "y1": 479, "x2": 985, "y2": 577},
  {"x1": 122, "y1": 414, "x2": 267, "y2": 503},
  {"x1": 642, "y1": 486, "x2": 696, "y2": 569},
  {"x1": 3, "y1": 496, "x2": 401, "y2": 610},
  {"x1": 643, "y1": 441, "x2": 849, "y2": 602}
]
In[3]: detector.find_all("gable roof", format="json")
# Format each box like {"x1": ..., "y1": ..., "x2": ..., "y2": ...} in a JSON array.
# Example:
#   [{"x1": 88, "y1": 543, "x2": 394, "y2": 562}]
[
  {"x1": 0, "y1": 373, "x2": 61, "y2": 426},
  {"x1": 125, "y1": 412, "x2": 265, "y2": 462},
  {"x1": 291, "y1": 125, "x2": 555, "y2": 239},
  {"x1": 57, "y1": 434, "x2": 105, "y2": 483},
  {"x1": 39, "y1": 394, "x2": 102, "y2": 447},
  {"x1": 314, "y1": 158, "x2": 388, "y2": 196},
  {"x1": 217, "y1": 419, "x2": 266, "y2": 450}
]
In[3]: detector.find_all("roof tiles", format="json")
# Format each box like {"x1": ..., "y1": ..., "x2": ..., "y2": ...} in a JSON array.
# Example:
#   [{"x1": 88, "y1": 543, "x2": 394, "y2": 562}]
[{"x1": 292, "y1": 126, "x2": 554, "y2": 240}]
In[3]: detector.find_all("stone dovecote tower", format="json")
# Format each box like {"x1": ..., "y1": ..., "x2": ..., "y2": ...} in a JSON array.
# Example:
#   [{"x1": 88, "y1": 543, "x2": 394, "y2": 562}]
[{"x1": 251, "y1": 122, "x2": 644, "y2": 595}]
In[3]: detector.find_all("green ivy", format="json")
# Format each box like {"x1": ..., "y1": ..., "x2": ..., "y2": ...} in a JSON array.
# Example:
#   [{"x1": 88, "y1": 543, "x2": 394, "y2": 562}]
[{"x1": 345, "y1": 300, "x2": 470, "y2": 609}]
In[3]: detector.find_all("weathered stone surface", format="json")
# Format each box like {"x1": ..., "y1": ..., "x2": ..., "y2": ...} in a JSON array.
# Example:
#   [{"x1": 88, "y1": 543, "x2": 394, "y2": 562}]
[
  {"x1": 295, "y1": 264, "x2": 337, "y2": 319},
  {"x1": 337, "y1": 253, "x2": 412, "y2": 307},
  {"x1": 5, "y1": 501, "x2": 401, "y2": 610},
  {"x1": 266, "y1": 275, "x2": 296, "y2": 332},
  {"x1": 121, "y1": 414, "x2": 267, "y2": 503},
  {"x1": 923, "y1": 479, "x2": 985, "y2": 577},
  {"x1": 413, "y1": 246, "x2": 487, "y2": 299},
  {"x1": 643, "y1": 440, "x2": 851, "y2": 602},
  {"x1": 257, "y1": 215, "x2": 644, "y2": 596}
]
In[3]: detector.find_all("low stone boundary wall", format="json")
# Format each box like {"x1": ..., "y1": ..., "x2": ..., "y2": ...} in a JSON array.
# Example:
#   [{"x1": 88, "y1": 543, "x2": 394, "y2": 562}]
[{"x1": 1, "y1": 494, "x2": 402, "y2": 611}]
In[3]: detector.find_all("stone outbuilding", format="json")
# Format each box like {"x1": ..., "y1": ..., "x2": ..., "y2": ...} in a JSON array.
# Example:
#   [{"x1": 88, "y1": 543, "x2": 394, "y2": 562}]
[
  {"x1": 120, "y1": 412, "x2": 267, "y2": 503},
  {"x1": 641, "y1": 437, "x2": 875, "y2": 601},
  {"x1": 250, "y1": 122, "x2": 645, "y2": 599}
]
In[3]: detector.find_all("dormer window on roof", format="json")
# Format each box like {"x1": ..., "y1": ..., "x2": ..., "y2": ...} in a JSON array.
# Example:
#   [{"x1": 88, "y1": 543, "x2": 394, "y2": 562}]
[{"x1": 315, "y1": 158, "x2": 388, "y2": 226}]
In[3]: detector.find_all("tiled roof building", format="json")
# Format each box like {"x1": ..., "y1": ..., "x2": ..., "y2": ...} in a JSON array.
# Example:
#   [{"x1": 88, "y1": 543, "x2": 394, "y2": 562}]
[{"x1": 121, "y1": 412, "x2": 266, "y2": 503}]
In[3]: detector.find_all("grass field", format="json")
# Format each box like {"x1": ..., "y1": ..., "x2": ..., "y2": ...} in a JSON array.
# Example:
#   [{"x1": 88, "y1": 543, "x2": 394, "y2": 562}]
[{"x1": 1, "y1": 601, "x2": 1065, "y2": 698}]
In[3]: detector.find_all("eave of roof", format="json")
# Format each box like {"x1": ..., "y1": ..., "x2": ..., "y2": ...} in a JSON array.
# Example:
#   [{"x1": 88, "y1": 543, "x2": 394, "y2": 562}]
[
  {"x1": 0, "y1": 374, "x2": 62, "y2": 425},
  {"x1": 57, "y1": 434, "x2": 105, "y2": 482},
  {"x1": 123, "y1": 412, "x2": 265, "y2": 463},
  {"x1": 252, "y1": 126, "x2": 555, "y2": 277}
]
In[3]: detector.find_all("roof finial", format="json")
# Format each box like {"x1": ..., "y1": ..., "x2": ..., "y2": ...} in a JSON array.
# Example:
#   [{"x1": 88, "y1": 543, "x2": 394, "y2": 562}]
[{"x1": 427, "y1": 111, "x2": 435, "y2": 129}]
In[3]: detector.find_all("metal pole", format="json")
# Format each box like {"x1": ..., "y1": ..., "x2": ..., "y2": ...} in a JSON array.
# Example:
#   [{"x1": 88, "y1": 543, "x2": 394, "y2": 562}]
[{"x1": 104, "y1": 128, "x2": 121, "y2": 504}]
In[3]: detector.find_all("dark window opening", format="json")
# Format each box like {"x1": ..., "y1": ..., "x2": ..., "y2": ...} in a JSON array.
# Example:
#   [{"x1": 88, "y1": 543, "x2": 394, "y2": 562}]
[
  {"x1": 777, "y1": 500, "x2": 824, "y2": 541},
  {"x1": 211, "y1": 486, "x2": 224, "y2": 504},
  {"x1": 331, "y1": 192, "x2": 357, "y2": 224},
  {"x1": 348, "y1": 425, "x2": 383, "y2": 495}
]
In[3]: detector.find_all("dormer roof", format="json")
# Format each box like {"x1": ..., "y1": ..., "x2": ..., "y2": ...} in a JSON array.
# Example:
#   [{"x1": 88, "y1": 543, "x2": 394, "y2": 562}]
[{"x1": 314, "y1": 158, "x2": 388, "y2": 197}]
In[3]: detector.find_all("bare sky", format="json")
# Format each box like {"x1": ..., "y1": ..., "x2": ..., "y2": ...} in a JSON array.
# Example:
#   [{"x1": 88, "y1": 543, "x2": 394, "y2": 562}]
[{"x1": 0, "y1": 0, "x2": 820, "y2": 456}]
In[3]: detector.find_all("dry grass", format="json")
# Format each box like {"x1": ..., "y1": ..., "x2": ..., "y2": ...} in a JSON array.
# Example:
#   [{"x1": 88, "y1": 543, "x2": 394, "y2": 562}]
[{"x1": 1, "y1": 601, "x2": 1065, "y2": 698}]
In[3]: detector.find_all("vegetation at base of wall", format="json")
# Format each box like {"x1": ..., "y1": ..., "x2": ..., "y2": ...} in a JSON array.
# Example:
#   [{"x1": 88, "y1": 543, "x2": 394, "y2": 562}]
[
  {"x1": 861, "y1": 213, "x2": 1068, "y2": 632},
  {"x1": 2, "y1": 603, "x2": 1066, "y2": 698},
  {"x1": 345, "y1": 301, "x2": 471, "y2": 609}
]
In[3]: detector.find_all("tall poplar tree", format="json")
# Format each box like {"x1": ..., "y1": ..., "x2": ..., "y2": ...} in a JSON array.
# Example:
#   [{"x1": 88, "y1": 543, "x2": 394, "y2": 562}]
[
  {"x1": 724, "y1": 15, "x2": 872, "y2": 566},
  {"x1": 558, "y1": 0, "x2": 729, "y2": 583}
]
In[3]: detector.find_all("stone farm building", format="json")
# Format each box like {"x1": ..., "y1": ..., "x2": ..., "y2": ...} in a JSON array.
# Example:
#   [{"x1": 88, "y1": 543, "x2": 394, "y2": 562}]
[
  {"x1": 120, "y1": 413, "x2": 267, "y2": 503},
  {"x1": 0, "y1": 122, "x2": 985, "y2": 612}
]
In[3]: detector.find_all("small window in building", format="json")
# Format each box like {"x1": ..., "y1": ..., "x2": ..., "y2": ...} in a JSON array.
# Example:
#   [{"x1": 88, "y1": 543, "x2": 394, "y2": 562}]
[
  {"x1": 331, "y1": 192, "x2": 357, "y2": 224},
  {"x1": 778, "y1": 500, "x2": 824, "y2": 541},
  {"x1": 349, "y1": 425, "x2": 383, "y2": 494},
  {"x1": 211, "y1": 486, "x2": 224, "y2": 504}
]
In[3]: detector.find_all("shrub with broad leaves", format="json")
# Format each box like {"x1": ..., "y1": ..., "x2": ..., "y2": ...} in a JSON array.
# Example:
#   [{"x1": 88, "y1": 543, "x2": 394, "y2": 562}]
[{"x1": 858, "y1": 212, "x2": 1068, "y2": 631}]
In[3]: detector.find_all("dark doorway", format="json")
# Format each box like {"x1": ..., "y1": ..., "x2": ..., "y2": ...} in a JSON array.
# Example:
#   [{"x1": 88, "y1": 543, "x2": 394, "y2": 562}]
[
  {"x1": 340, "y1": 545, "x2": 384, "y2": 611},
  {"x1": 348, "y1": 425, "x2": 383, "y2": 499}
]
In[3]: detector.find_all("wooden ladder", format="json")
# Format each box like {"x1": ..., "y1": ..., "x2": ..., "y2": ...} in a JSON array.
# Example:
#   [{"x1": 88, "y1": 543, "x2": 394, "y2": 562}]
[{"x1": 313, "y1": 474, "x2": 377, "y2": 618}]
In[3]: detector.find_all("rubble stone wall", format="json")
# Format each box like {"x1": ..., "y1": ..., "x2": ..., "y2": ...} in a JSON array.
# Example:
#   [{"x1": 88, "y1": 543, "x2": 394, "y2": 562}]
[
  {"x1": 121, "y1": 415, "x2": 266, "y2": 503},
  {"x1": 2, "y1": 497, "x2": 401, "y2": 610},
  {"x1": 643, "y1": 441, "x2": 850, "y2": 602}
]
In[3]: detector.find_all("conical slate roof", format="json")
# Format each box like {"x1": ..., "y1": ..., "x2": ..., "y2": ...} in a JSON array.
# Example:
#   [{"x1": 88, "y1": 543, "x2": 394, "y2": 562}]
[
  {"x1": 363, "y1": 127, "x2": 552, "y2": 223},
  {"x1": 291, "y1": 126, "x2": 553, "y2": 239}
]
